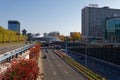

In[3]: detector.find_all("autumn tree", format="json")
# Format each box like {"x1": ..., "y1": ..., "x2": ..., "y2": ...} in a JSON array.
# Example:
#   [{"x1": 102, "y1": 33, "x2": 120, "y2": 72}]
[
  {"x1": 70, "y1": 32, "x2": 82, "y2": 41},
  {"x1": 66, "y1": 36, "x2": 72, "y2": 41},
  {"x1": 58, "y1": 35, "x2": 65, "y2": 41},
  {"x1": 0, "y1": 26, "x2": 27, "y2": 43}
]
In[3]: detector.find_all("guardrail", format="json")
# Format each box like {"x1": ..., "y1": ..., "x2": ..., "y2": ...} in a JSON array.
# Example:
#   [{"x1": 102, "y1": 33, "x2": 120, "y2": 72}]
[
  {"x1": 0, "y1": 44, "x2": 34, "y2": 63},
  {"x1": 53, "y1": 50, "x2": 106, "y2": 80}
]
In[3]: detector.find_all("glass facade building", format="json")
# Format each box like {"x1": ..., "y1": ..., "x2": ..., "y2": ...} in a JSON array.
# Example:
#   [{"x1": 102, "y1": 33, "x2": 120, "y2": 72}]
[
  {"x1": 106, "y1": 18, "x2": 120, "y2": 42},
  {"x1": 82, "y1": 6, "x2": 120, "y2": 43},
  {"x1": 8, "y1": 20, "x2": 20, "y2": 33}
]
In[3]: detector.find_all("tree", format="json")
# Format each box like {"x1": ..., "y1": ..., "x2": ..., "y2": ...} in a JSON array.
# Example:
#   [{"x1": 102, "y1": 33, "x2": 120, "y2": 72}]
[
  {"x1": 70, "y1": 32, "x2": 82, "y2": 41},
  {"x1": 0, "y1": 26, "x2": 27, "y2": 43},
  {"x1": 58, "y1": 35, "x2": 65, "y2": 41},
  {"x1": 22, "y1": 29, "x2": 27, "y2": 35},
  {"x1": 66, "y1": 36, "x2": 72, "y2": 41}
]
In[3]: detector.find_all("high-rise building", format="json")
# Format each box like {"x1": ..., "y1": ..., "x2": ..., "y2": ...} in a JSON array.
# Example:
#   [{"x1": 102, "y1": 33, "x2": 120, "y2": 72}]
[
  {"x1": 105, "y1": 17, "x2": 120, "y2": 42},
  {"x1": 8, "y1": 20, "x2": 20, "y2": 34},
  {"x1": 82, "y1": 5, "x2": 120, "y2": 42}
]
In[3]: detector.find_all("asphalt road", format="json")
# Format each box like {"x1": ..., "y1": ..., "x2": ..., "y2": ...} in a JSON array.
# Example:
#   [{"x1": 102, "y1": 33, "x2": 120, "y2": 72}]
[
  {"x1": 42, "y1": 49, "x2": 87, "y2": 80},
  {"x1": 0, "y1": 44, "x2": 26, "y2": 54},
  {"x1": 68, "y1": 50, "x2": 120, "y2": 80}
]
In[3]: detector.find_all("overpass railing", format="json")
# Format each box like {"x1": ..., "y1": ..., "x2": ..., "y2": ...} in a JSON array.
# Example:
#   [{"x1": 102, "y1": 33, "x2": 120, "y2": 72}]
[{"x1": 0, "y1": 44, "x2": 34, "y2": 63}]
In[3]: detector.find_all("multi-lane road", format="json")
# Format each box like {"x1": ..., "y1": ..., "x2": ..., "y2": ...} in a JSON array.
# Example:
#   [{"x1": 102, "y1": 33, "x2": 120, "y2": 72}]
[
  {"x1": 42, "y1": 49, "x2": 87, "y2": 80},
  {"x1": 0, "y1": 44, "x2": 26, "y2": 54},
  {"x1": 68, "y1": 50, "x2": 120, "y2": 80}
]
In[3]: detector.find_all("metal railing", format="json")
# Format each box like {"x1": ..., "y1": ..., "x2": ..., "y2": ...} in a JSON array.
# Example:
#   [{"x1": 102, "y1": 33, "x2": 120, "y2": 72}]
[{"x1": 0, "y1": 44, "x2": 34, "y2": 62}]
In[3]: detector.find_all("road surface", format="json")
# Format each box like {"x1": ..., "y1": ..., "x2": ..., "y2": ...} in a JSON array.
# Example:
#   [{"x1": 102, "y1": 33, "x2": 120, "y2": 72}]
[
  {"x1": 68, "y1": 50, "x2": 120, "y2": 80},
  {"x1": 0, "y1": 44, "x2": 26, "y2": 55},
  {"x1": 42, "y1": 49, "x2": 87, "y2": 80}
]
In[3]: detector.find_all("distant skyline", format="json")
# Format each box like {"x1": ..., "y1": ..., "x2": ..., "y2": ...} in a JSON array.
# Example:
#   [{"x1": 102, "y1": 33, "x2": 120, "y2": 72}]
[{"x1": 0, "y1": 0, "x2": 120, "y2": 36}]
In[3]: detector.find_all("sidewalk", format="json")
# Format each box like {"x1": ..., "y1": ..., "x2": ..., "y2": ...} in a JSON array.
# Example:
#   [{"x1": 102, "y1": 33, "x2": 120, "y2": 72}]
[
  {"x1": 37, "y1": 52, "x2": 44, "y2": 80},
  {"x1": 0, "y1": 62, "x2": 9, "y2": 74},
  {"x1": 18, "y1": 50, "x2": 30, "y2": 59}
]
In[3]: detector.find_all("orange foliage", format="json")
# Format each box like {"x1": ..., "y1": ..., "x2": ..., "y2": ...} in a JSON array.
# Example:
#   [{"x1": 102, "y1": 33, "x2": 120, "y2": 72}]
[
  {"x1": 0, "y1": 59, "x2": 39, "y2": 80},
  {"x1": 29, "y1": 44, "x2": 41, "y2": 62}
]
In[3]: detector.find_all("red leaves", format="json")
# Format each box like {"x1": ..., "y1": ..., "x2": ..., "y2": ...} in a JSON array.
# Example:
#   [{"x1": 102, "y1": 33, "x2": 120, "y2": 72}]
[
  {"x1": 1, "y1": 58, "x2": 39, "y2": 80},
  {"x1": 0, "y1": 44, "x2": 41, "y2": 80},
  {"x1": 29, "y1": 44, "x2": 41, "y2": 62}
]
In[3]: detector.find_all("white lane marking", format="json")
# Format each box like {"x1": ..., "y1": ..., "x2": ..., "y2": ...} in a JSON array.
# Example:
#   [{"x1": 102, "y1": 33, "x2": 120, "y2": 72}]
[
  {"x1": 53, "y1": 71, "x2": 56, "y2": 75},
  {"x1": 64, "y1": 70, "x2": 68, "y2": 74}
]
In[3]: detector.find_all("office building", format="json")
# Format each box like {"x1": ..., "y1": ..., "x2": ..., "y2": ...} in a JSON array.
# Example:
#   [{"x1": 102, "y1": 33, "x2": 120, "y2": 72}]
[
  {"x1": 82, "y1": 5, "x2": 120, "y2": 42},
  {"x1": 105, "y1": 17, "x2": 120, "y2": 42},
  {"x1": 8, "y1": 20, "x2": 20, "y2": 33}
]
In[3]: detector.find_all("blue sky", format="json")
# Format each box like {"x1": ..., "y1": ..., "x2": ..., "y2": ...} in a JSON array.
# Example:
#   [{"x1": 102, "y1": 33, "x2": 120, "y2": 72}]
[{"x1": 0, "y1": 0, "x2": 119, "y2": 36}]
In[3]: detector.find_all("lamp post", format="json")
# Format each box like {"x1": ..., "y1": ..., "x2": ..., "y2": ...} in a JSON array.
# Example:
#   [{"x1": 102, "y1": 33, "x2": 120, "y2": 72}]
[
  {"x1": 85, "y1": 36, "x2": 88, "y2": 67},
  {"x1": 96, "y1": 32, "x2": 97, "y2": 43},
  {"x1": 65, "y1": 36, "x2": 68, "y2": 54}
]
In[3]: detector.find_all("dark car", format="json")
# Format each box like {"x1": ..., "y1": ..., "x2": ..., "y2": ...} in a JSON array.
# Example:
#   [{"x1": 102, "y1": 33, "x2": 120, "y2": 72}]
[
  {"x1": 78, "y1": 56, "x2": 84, "y2": 60},
  {"x1": 45, "y1": 49, "x2": 48, "y2": 53}
]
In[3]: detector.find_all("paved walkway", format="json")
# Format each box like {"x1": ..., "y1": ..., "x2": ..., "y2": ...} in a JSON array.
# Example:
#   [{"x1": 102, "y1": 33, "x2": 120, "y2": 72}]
[
  {"x1": 0, "y1": 62, "x2": 9, "y2": 74},
  {"x1": 37, "y1": 52, "x2": 45, "y2": 80}
]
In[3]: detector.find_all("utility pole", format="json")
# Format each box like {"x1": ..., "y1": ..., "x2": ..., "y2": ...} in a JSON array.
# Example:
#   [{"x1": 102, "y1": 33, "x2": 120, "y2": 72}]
[
  {"x1": 96, "y1": 32, "x2": 97, "y2": 43},
  {"x1": 65, "y1": 36, "x2": 68, "y2": 54},
  {"x1": 85, "y1": 37, "x2": 88, "y2": 67}
]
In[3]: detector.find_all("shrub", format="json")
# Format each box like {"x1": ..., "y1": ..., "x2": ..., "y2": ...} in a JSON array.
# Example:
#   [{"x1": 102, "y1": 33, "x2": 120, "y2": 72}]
[{"x1": 1, "y1": 59, "x2": 39, "y2": 80}]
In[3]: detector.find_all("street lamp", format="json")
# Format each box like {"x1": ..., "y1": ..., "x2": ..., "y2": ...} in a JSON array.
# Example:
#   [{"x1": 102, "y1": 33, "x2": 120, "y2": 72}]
[
  {"x1": 65, "y1": 36, "x2": 68, "y2": 54},
  {"x1": 96, "y1": 32, "x2": 98, "y2": 43},
  {"x1": 85, "y1": 36, "x2": 88, "y2": 67}
]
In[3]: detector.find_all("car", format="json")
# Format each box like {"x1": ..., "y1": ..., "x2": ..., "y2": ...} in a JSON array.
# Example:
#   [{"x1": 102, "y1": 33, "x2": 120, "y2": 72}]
[
  {"x1": 45, "y1": 49, "x2": 48, "y2": 53},
  {"x1": 78, "y1": 56, "x2": 84, "y2": 60}
]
